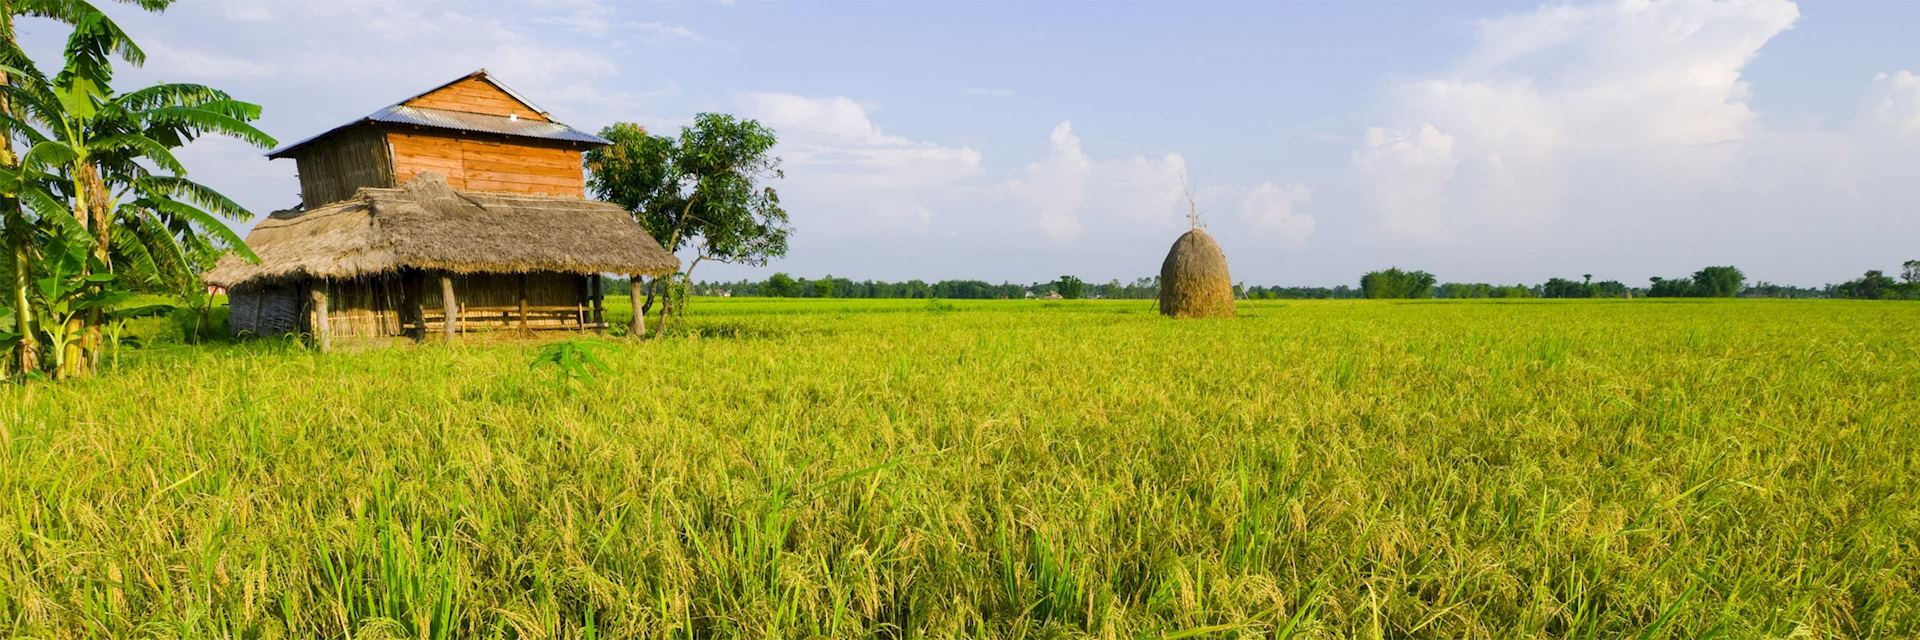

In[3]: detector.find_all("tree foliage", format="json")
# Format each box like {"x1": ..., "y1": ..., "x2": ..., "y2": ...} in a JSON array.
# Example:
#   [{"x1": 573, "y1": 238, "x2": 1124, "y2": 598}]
[
  {"x1": 1055, "y1": 275, "x2": 1085, "y2": 300},
  {"x1": 763, "y1": 272, "x2": 798, "y2": 298},
  {"x1": 1832, "y1": 265, "x2": 1920, "y2": 300},
  {"x1": 585, "y1": 115, "x2": 791, "y2": 332},
  {"x1": 1691, "y1": 266, "x2": 1746, "y2": 298},
  {"x1": 1, "y1": 0, "x2": 269, "y2": 379},
  {"x1": 1360, "y1": 268, "x2": 1436, "y2": 299},
  {"x1": 1647, "y1": 266, "x2": 1746, "y2": 298}
]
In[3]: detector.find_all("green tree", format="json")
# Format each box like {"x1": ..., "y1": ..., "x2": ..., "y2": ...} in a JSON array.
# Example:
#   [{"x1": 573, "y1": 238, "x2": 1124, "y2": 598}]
[
  {"x1": 585, "y1": 114, "x2": 791, "y2": 334},
  {"x1": 1360, "y1": 267, "x2": 1435, "y2": 299},
  {"x1": 1540, "y1": 277, "x2": 1591, "y2": 298},
  {"x1": 1055, "y1": 275, "x2": 1084, "y2": 299},
  {"x1": 1591, "y1": 280, "x2": 1629, "y2": 298},
  {"x1": 0, "y1": 0, "x2": 266, "y2": 378},
  {"x1": 1834, "y1": 270, "x2": 1898, "y2": 299},
  {"x1": 1690, "y1": 266, "x2": 1745, "y2": 298},
  {"x1": 3, "y1": 0, "x2": 167, "y2": 376},
  {"x1": 1647, "y1": 277, "x2": 1693, "y2": 298},
  {"x1": 764, "y1": 272, "x2": 798, "y2": 298},
  {"x1": 811, "y1": 276, "x2": 835, "y2": 298}
]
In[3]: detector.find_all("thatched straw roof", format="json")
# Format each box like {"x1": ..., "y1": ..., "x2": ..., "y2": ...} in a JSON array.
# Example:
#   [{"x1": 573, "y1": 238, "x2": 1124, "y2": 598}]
[
  {"x1": 205, "y1": 173, "x2": 678, "y2": 288},
  {"x1": 1158, "y1": 228, "x2": 1235, "y2": 318}
]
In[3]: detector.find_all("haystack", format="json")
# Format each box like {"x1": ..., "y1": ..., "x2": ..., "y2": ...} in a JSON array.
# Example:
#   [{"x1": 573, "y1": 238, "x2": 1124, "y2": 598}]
[{"x1": 1158, "y1": 228, "x2": 1235, "y2": 318}]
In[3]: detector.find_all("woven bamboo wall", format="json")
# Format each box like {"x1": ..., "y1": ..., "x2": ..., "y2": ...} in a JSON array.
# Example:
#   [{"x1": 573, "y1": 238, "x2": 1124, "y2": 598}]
[
  {"x1": 228, "y1": 283, "x2": 303, "y2": 337},
  {"x1": 290, "y1": 128, "x2": 395, "y2": 207},
  {"x1": 273, "y1": 272, "x2": 601, "y2": 339}
]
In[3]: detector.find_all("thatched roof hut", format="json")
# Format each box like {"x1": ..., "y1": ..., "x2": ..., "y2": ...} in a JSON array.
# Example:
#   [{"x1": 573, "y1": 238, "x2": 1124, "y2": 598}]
[
  {"x1": 205, "y1": 173, "x2": 676, "y2": 288},
  {"x1": 1158, "y1": 228, "x2": 1235, "y2": 318},
  {"x1": 210, "y1": 174, "x2": 678, "y2": 343},
  {"x1": 210, "y1": 70, "x2": 680, "y2": 347}
]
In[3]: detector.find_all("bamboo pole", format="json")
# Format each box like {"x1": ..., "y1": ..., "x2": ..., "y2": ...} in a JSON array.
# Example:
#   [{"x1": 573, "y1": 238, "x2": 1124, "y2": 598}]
[
  {"x1": 440, "y1": 274, "x2": 457, "y2": 339},
  {"x1": 629, "y1": 275, "x2": 645, "y2": 338},
  {"x1": 310, "y1": 282, "x2": 331, "y2": 353},
  {"x1": 590, "y1": 275, "x2": 605, "y2": 329},
  {"x1": 517, "y1": 274, "x2": 530, "y2": 331}
]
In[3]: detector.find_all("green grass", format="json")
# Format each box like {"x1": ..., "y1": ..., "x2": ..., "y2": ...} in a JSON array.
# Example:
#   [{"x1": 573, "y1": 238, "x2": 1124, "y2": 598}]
[{"x1": 3, "y1": 298, "x2": 1917, "y2": 637}]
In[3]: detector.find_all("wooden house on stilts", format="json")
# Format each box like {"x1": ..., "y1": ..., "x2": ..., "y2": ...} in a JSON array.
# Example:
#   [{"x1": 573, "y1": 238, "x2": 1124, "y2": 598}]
[{"x1": 205, "y1": 70, "x2": 678, "y2": 345}]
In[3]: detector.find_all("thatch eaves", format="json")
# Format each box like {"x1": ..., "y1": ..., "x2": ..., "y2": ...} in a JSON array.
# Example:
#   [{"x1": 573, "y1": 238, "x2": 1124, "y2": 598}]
[{"x1": 205, "y1": 173, "x2": 679, "y2": 288}]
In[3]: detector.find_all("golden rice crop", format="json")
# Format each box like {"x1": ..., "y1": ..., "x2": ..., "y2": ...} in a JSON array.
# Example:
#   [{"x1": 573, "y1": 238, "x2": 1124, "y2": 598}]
[{"x1": 1, "y1": 297, "x2": 1916, "y2": 637}]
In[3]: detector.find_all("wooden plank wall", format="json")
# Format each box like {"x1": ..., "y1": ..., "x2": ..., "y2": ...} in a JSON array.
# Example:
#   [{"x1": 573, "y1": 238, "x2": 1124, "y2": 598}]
[
  {"x1": 387, "y1": 131, "x2": 584, "y2": 197},
  {"x1": 292, "y1": 128, "x2": 395, "y2": 207},
  {"x1": 403, "y1": 77, "x2": 547, "y2": 120}
]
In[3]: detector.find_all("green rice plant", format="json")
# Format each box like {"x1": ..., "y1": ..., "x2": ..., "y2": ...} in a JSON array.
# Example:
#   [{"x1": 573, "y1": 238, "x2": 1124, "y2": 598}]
[{"x1": 1, "y1": 298, "x2": 1917, "y2": 637}]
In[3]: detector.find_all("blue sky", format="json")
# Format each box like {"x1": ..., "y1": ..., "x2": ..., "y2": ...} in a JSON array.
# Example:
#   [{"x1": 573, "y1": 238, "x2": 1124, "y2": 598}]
[{"x1": 21, "y1": 0, "x2": 1920, "y2": 287}]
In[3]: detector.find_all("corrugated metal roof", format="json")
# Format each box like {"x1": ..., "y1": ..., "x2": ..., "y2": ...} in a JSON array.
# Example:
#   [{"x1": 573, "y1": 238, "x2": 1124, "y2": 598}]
[
  {"x1": 265, "y1": 71, "x2": 612, "y2": 159},
  {"x1": 368, "y1": 105, "x2": 610, "y2": 145}
]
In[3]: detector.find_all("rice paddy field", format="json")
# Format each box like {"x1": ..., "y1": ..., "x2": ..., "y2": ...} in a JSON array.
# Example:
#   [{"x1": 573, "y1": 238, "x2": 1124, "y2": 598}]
[{"x1": 2, "y1": 297, "x2": 1917, "y2": 638}]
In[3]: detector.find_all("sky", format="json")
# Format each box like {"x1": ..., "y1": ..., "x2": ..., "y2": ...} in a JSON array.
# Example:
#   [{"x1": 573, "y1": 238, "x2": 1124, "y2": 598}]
[{"x1": 18, "y1": 0, "x2": 1920, "y2": 287}]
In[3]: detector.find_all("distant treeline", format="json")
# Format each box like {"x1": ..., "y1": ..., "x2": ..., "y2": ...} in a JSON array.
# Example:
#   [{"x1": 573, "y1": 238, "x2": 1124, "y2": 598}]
[{"x1": 643, "y1": 259, "x2": 1919, "y2": 301}]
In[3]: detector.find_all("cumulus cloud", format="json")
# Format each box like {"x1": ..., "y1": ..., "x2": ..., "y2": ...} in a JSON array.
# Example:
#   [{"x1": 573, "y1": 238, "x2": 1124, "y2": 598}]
[
  {"x1": 627, "y1": 22, "x2": 707, "y2": 45},
  {"x1": 1001, "y1": 121, "x2": 1189, "y2": 242},
  {"x1": 1239, "y1": 182, "x2": 1316, "y2": 244},
  {"x1": 1866, "y1": 70, "x2": 1920, "y2": 138},
  {"x1": 1355, "y1": 125, "x2": 1456, "y2": 237},
  {"x1": 723, "y1": 102, "x2": 1303, "y2": 261},
  {"x1": 742, "y1": 93, "x2": 983, "y2": 190},
  {"x1": 739, "y1": 94, "x2": 982, "y2": 235},
  {"x1": 1357, "y1": 0, "x2": 1801, "y2": 237},
  {"x1": 145, "y1": 41, "x2": 274, "y2": 78},
  {"x1": 1006, "y1": 122, "x2": 1095, "y2": 241}
]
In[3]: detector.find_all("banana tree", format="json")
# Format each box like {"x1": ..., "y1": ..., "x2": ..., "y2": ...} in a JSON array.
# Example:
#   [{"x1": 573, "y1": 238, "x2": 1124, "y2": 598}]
[
  {"x1": 26, "y1": 232, "x2": 116, "y2": 378},
  {"x1": 0, "y1": 47, "x2": 270, "y2": 372},
  {"x1": 0, "y1": 0, "x2": 170, "y2": 376}
]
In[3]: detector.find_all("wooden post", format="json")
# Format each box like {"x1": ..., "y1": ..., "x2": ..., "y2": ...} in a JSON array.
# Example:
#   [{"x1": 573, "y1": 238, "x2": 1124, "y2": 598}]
[
  {"x1": 439, "y1": 274, "x2": 457, "y2": 339},
  {"x1": 309, "y1": 282, "x2": 331, "y2": 353},
  {"x1": 517, "y1": 274, "x2": 530, "y2": 331},
  {"x1": 629, "y1": 274, "x2": 645, "y2": 338},
  {"x1": 590, "y1": 275, "x2": 605, "y2": 329}
]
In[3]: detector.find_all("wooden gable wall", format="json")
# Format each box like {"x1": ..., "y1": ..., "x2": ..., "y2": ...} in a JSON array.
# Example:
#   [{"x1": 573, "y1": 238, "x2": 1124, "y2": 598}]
[
  {"x1": 286, "y1": 75, "x2": 589, "y2": 206},
  {"x1": 403, "y1": 77, "x2": 548, "y2": 120},
  {"x1": 388, "y1": 131, "x2": 585, "y2": 198}
]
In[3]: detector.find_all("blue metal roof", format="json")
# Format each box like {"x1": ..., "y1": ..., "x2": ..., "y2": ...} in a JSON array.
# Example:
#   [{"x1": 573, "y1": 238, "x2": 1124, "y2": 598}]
[
  {"x1": 368, "y1": 105, "x2": 610, "y2": 145},
  {"x1": 266, "y1": 70, "x2": 611, "y2": 158}
]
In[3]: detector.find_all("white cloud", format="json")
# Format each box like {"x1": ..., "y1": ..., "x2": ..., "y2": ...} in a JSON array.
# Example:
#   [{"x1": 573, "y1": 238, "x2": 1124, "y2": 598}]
[
  {"x1": 1007, "y1": 122, "x2": 1094, "y2": 241},
  {"x1": 1001, "y1": 121, "x2": 1189, "y2": 242},
  {"x1": 145, "y1": 41, "x2": 274, "y2": 78},
  {"x1": 742, "y1": 93, "x2": 983, "y2": 189},
  {"x1": 627, "y1": 22, "x2": 707, "y2": 45},
  {"x1": 1354, "y1": 124, "x2": 1456, "y2": 237},
  {"x1": 216, "y1": 1, "x2": 272, "y2": 22},
  {"x1": 1240, "y1": 182, "x2": 1316, "y2": 244},
  {"x1": 1866, "y1": 70, "x2": 1920, "y2": 138},
  {"x1": 739, "y1": 94, "x2": 982, "y2": 235},
  {"x1": 1357, "y1": 0, "x2": 1800, "y2": 237},
  {"x1": 722, "y1": 104, "x2": 1251, "y2": 255}
]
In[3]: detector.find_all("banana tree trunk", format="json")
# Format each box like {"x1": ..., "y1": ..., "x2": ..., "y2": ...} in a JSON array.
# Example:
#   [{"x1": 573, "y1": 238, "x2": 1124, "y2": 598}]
[
  {"x1": 10, "y1": 231, "x2": 33, "y2": 374},
  {"x1": 80, "y1": 165, "x2": 109, "y2": 374}
]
